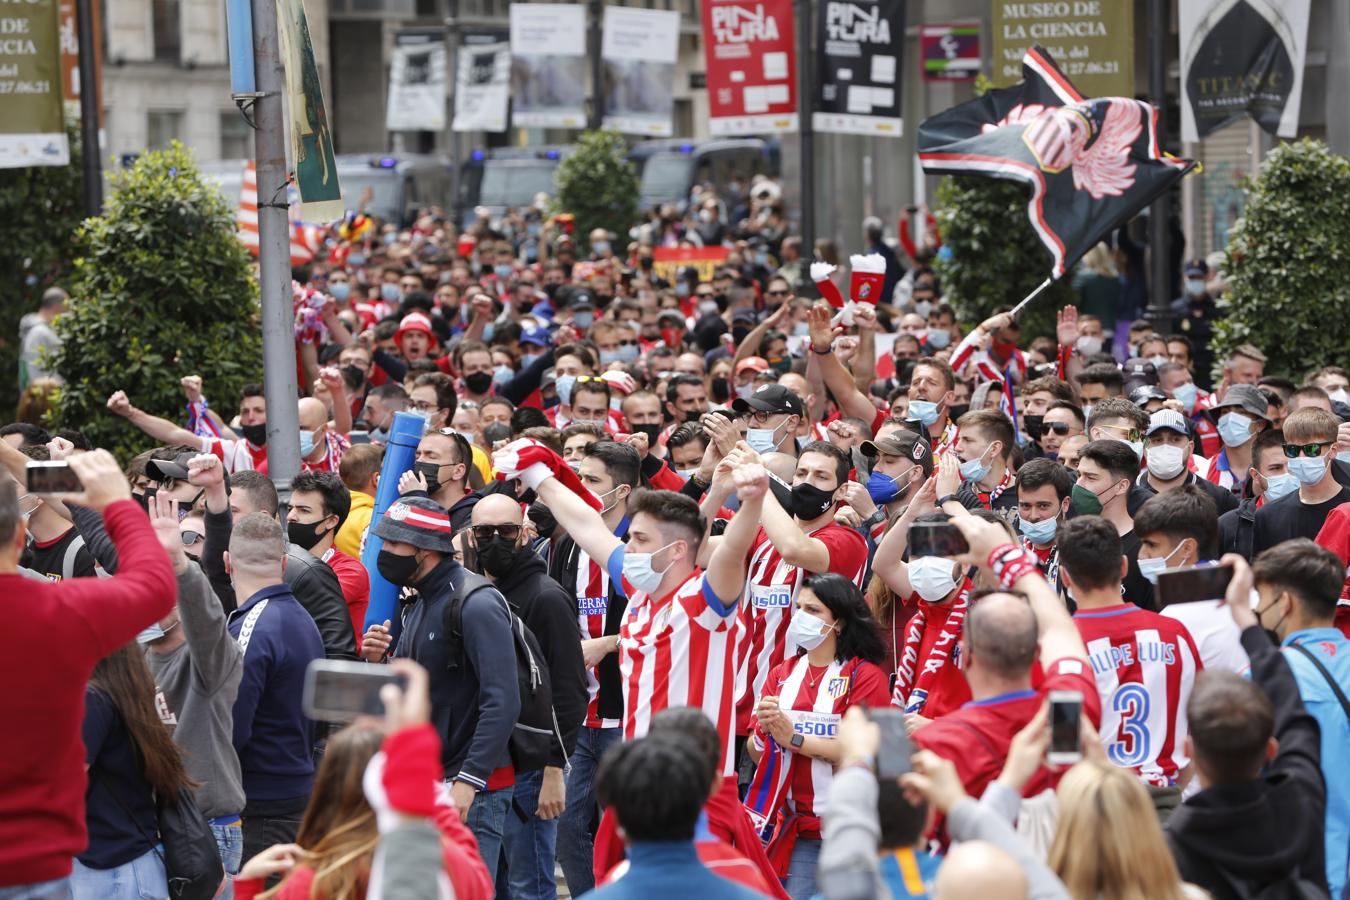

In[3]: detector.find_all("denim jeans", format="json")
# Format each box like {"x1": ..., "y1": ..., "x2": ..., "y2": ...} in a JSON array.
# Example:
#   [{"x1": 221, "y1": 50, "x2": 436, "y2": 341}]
[
  {"x1": 556, "y1": 726, "x2": 622, "y2": 896},
  {"x1": 71, "y1": 848, "x2": 167, "y2": 900},
  {"x1": 211, "y1": 821, "x2": 243, "y2": 900},
  {"x1": 498, "y1": 768, "x2": 560, "y2": 900},
  {"x1": 0, "y1": 877, "x2": 71, "y2": 900},
  {"x1": 784, "y1": 838, "x2": 822, "y2": 900},
  {"x1": 465, "y1": 785, "x2": 514, "y2": 883}
]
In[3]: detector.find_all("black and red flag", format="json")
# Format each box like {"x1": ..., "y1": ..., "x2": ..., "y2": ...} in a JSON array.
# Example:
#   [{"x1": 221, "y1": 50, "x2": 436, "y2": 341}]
[{"x1": 919, "y1": 45, "x2": 1195, "y2": 279}]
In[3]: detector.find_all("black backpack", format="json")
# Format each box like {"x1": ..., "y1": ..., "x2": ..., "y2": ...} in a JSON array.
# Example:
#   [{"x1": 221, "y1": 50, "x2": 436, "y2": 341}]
[{"x1": 443, "y1": 568, "x2": 566, "y2": 774}]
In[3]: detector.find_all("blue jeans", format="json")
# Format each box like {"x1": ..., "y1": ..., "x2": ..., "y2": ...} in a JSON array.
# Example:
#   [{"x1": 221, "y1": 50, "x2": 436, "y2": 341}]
[
  {"x1": 212, "y1": 821, "x2": 243, "y2": 900},
  {"x1": 0, "y1": 878, "x2": 71, "y2": 900},
  {"x1": 499, "y1": 768, "x2": 560, "y2": 900},
  {"x1": 784, "y1": 838, "x2": 822, "y2": 900},
  {"x1": 557, "y1": 726, "x2": 622, "y2": 896},
  {"x1": 71, "y1": 848, "x2": 167, "y2": 900},
  {"x1": 465, "y1": 785, "x2": 514, "y2": 883}
]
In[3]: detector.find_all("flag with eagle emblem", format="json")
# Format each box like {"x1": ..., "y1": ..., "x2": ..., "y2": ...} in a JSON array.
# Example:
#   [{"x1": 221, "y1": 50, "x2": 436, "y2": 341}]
[{"x1": 918, "y1": 45, "x2": 1196, "y2": 278}]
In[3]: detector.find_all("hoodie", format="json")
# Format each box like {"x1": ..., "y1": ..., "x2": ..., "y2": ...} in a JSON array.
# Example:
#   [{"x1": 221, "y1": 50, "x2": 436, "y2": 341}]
[
  {"x1": 1165, "y1": 626, "x2": 1328, "y2": 899},
  {"x1": 335, "y1": 489, "x2": 374, "y2": 558}
]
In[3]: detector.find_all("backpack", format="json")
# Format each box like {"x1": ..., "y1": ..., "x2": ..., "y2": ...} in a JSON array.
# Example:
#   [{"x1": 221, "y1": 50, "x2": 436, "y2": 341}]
[{"x1": 443, "y1": 568, "x2": 566, "y2": 774}]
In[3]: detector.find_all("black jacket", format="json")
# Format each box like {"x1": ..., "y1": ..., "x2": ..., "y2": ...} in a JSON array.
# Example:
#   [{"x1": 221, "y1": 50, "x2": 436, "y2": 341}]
[
  {"x1": 1218, "y1": 497, "x2": 1258, "y2": 561},
  {"x1": 1165, "y1": 627, "x2": 1328, "y2": 899},
  {"x1": 550, "y1": 530, "x2": 629, "y2": 724},
  {"x1": 492, "y1": 549, "x2": 588, "y2": 767},
  {"x1": 1131, "y1": 470, "x2": 1240, "y2": 517}
]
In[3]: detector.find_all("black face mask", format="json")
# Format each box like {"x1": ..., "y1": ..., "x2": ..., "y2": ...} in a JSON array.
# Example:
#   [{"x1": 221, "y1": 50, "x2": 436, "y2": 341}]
[
  {"x1": 710, "y1": 377, "x2": 731, "y2": 404},
  {"x1": 789, "y1": 482, "x2": 836, "y2": 520},
  {"x1": 133, "y1": 486, "x2": 157, "y2": 512},
  {"x1": 632, "y1": 423, "x2": 662, "y2": 445},
  {"x1": 342, "y1": 364, "x2": 366, "y2": 388},
  {"x1": 528, "y1": 502, "x2": 557, "y2": 540},
  {"x1": 241, "y1": 423, "x2": 267, "y2": 446},
  {"x1": 377, "y1": 548, "x2": 421, "y2": 586},
  {"x1": 415, "y1": 461, "x2": 445, "y2": 495},
  {"x1": 464, "y1": 371, "x2": 494, "y2": 395},
  {"x1": 947, "y1": 403, "x2": 970, "y2": 422},
  {"x1": 1022, "y1": 414, "x2": 1044, "y2": 442},
  {"x1": 476, "y1": 536, "x2": 520, "y2": 578},
  {"x1": 483, "y1": 422, "x2": 511, "y2": 446},
  {"x1": 287, "y1": 518, "x2": 332, "y2": 551}
]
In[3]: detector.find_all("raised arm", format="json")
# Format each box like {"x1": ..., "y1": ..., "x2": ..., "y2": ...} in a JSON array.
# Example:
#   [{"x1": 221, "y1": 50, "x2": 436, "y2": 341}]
[
  {"x1": 807, "y1": 303, "x2": 880, "y2": 424},
  {"x1": 872, "y1": 475, "x2": 938, "y2": 598},
  {"x1": 732, "y1": 302, "x2": 790, "y2": 369},
  {"x1": 494, "y1": 440, "x2": 622, "y2": 571},
  {"x1": 107, "y1": 390, "x2": 203, "y2": 448},
  {"x1": 704, "y1": 454, "x2": 766, "y2": 604},
  {"x1": 318, "y1": 367, "x2": 353, "y2": 437}
]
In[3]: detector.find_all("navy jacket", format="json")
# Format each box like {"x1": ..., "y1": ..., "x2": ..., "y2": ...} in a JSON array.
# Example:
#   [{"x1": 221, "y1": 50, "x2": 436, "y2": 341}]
[
  {"x1": 393, "y1": 557, "x2": 520, "y2": 789},
  {"x1": 587, "y1": 841, "x2": 767, "y2": 900},
  {"x1": 227, "y1": 584, "x2": 325, "y2": 801}
]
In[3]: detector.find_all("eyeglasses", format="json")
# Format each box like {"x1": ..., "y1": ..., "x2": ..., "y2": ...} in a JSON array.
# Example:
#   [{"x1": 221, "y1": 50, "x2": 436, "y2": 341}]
[
  {"x1": 615, "y1": 339, "x2": 638, "y2": 348},
  {"x1": 1040, "y1": 421, "x2": 1074, "y2": 436},
  {"x1": 1098, "y1": 423, "x2": 1143, "y2": 443},
  {"x1": 574, "y1": 375, "x2": 609, "y2": 385},
  {"x1": 472, "y1": 523, "x2": 521, "y2": 543},
  {"x1": 1283, "y1": 441, "x2": 1332, "y2": 459},
  {"x1": 180, "y1": 530, "x2": 202, "y2": 546},
  {"x1": 765, "y1": 290, "x2": 790, "y2": 297}
]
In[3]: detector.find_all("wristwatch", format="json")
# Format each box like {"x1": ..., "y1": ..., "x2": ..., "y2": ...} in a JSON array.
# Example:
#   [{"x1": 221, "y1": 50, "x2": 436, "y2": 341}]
[
  {"x1": 862, "y1": 509, "x2": 887, "y2": 529},
  {"x1": 789, "y1": 732, "x2": 805, "y2": 749},
  {"x1": 938, "y1": 493, "x2": 961, "y2": 506}
]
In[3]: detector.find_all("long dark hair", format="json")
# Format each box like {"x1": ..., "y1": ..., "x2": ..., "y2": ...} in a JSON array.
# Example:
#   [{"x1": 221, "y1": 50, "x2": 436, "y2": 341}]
[
  {"x1": 803, "y1": 572, "x2": 887, "y2": 665},
  {"x1": 89, "y1": 643, "x2": 192, "y2": 804}
]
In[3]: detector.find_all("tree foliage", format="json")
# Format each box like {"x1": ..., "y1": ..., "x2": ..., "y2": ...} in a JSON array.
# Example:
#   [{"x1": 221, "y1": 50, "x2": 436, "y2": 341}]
[
  {"x1": 1212, "y1": 138, "x2": 1350, "y2": 380},
  {"x1": 0, "y1": 123, "x2": 84, "y2": 410},
  {"x1": 932, "y1": 174, "x2": 1074, "y2": 342},
  {"x1": 553, "y1": 130, "x2": 639, "y2": 253},
  {"x1": 52, "y1": 142, "x2": 262, "y2": 459}
]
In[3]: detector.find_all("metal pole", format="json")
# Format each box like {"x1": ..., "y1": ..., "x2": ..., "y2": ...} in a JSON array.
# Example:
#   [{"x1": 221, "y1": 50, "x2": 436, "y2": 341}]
[
  {"x1": 797, "y1": 0, "x2": 815, "y2": 261},
  {"x1": 251, "y1": 0, "x2": 302, "y2": 500},
  {"x1": 587, "y1": 0, "x2": 603, "y2": 130},
  {"x1": 75, "y1": 0, "x2": 102, "y2": 216},
  {"x1": 1145, "y1": 0, "x2": 1173, "y2": 334},
  {"x1": 446, "y1": 0, "x2": 461, "y2": 228}
]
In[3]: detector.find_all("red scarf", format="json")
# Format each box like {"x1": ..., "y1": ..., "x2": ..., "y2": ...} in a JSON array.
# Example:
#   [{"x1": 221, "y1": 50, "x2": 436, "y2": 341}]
[{"x1": 891, "y1": 580, "x2": 971, "y2": 712}]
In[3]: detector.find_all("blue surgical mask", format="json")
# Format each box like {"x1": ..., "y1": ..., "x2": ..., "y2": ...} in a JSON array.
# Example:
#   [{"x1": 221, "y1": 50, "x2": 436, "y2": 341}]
[
  {"x1": 1186, "y1": 278, "x2": 1207, "y2": 296},
  {"x1": 1121, "y1": 439, "x2": 1145, "y2": 462},
  {"x1": 495, "y1": 264, "x2": 513, "y2": 280},
  {"x1": 787, "y1": 607, "x2": 835, "y2": 652},
  {"x1": 573, "y1": 311, "x2": 595, "y2": 330},
  {"x1": 622, "y1": 540, "x2": 676, "y2": 594},
  {"x1": 136, "y1": 622, "x2": 166, "y2": 644},
  {"x1": 617, "y1": 343, "x2": 639, "y2": 363},
  {"x1": 348, "y1": 253, "x2": 366, "y2": 267},
  {"x1": 481, "y1": 323, "x2": 495, "y2": 342},
  {"x1": 380, "y1": 283, "x2": 400, "y2": 302},
  {"x1": 1018, "y1": 516, "x2": 1058, "y2": 545},
  {"x1": 299, "y1": 429, "x2": 318, "y2": 457},
  {"x1": 1138, "y1": 540, "x2": 1186, "y2": 585},
  {"x1": 592, "y1": 240, "x2": 610, "y2": 255},
  {"x1": 492, "y1": 364, "x2": 514, "y2": 385},
  {"x1": 959, "y1": 451, "x2": 993, "y2": 483},
  {"x1": 1172, "y1": 382, "x2": 1198, "y2": 413},
  {"x1": 925, "y1": 327, "x2": 951, "y2": 350},
  {"x1": 746, "y1": 421, "x2": 786, "y2": 454},
  {"x1": 1217, "y1": 412, "x2": 1254, "y2": 448},
  {"x1": 600, "y1": 350, "x2": 623, "y2": 366},
  {"x1": 555, "y1": 374, "x2": 577, "y2": 407},
  {"x1": 328, "y1": 282, "x2": 351, "y2": 302},
  {"x1": 1338, "y1": 450, "x2": 1350, "y2": 466},
  {"x1": 793, "y1": 322, "x2": 810, "y2": 337},
  {"x1": 866, "y1": 468, "x2": 908, "y2": 504},
  {"x1": 908, "y1": 400, "x2": 941, "y2": 427},
  {"x1": 1262, "y1": 471, "x2": 1298, "y2": 502},
  {"x1": 676, "y1": 282, "x2": 690, "y2": 298},
  {"x1": 1288, "y1": 455, "x2": 1327, "y2": 487}
]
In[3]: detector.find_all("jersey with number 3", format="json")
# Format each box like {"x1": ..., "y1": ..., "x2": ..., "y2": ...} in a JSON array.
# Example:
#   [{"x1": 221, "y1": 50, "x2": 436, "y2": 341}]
[{"x1": 1075, "y1": 603, "x2": 1203, "y2": 786}]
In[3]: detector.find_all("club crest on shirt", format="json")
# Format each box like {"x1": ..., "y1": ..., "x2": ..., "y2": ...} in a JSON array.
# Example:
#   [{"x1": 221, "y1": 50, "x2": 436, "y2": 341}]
[{"x1": 826, "y1": 676, "x2": 849, "y2": 700}]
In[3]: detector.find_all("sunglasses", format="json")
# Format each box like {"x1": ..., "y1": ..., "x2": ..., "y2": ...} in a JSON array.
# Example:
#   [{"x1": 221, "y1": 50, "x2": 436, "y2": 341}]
[
  {"x1": 1283, "y1": 441, "x2": 1332, "y2": 459},
  {"x1": 765, "y1": 290, "x2": 790, "y2": 297},
  {"x1": 472, "y1": 523, "x2": 521, "y2": 543},
  {"x1": 1099, "y1": 423, "x2": 1144, "y2": 443},
  {"x1": 1039, "y1": 421, "x2": 1074, "y2": 436},
  {"x1": 180, "y1": 530, "x2": 202, "y2": 546}
]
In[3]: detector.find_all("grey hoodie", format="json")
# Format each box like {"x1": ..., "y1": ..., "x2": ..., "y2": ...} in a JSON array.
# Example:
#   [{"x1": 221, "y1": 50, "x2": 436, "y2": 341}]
[{"x1": 145, "y1": 562, "x2": 246, "y2": 819}]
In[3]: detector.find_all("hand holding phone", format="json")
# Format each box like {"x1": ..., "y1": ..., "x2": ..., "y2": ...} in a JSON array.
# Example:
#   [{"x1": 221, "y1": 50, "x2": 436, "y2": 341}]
[
  {"x1": 303, "y1": 660, "x2": 407, "y2": 722},
  {"x1": 908, "y1": 520, "x2": 969, "y2": 559},
  {"x1": 869, "y1": 707, "x2": 913, "y2": 780},
  {"x1": 1155, "y1": 563, "x2": 1234, "y2": 608},
  {"x1": 1047, "y1": 691, "x2": 1083, "y2": 766}
]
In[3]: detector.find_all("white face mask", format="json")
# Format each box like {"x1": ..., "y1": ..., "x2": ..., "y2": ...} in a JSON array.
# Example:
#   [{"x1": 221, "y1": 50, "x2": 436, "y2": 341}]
[
  {"x1": 909, "y1": 556, "x2": 959, "y2": 602},
  {"x1": 1146, "y1": 442, "x2": 1187, "y2": 481},
  {"x1": 621, "y1": 540, "x2": 678, "y2": 594},
  {"x1": 787, "y1": 607, "x2": 836, "y2": 652}
]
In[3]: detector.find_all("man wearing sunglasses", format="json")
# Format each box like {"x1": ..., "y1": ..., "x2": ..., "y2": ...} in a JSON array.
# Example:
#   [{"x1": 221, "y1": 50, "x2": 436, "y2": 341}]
[
  {"x1": 466, "y1": 494, "x2": 587, "y2": 900},
  {"x1": 1038, "y1": 401, "x2": 1085, "y2": 460},
  {"x1": 1254, "y1": 408, "x2": 1350, "y2": 556}
]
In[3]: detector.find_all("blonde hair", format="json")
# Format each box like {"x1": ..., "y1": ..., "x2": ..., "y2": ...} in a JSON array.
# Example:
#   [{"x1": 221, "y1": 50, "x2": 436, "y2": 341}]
[
  {"x1": 1049, "y1": 761, "x2": 1190, "y2": 900},
  {"x1": 1083, "y1": 243, "x2": 1118, "y2": 278}
]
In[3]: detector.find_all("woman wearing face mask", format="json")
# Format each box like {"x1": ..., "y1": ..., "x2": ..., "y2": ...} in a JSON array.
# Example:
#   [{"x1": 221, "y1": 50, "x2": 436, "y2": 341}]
[{"x1": 745, "y1": 573, "x2": 890, "y2": 900}]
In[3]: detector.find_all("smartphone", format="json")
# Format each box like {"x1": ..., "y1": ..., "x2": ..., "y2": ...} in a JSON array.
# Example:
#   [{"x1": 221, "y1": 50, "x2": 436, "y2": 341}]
[
  {"x1": 1155, "y1": 563, "x2": 1234, "y2": 608},
  {"x1": 26, "y1": 461, "x2": 83, "y2": 494},
  {"x1": 302, "y1": 660, "x2": 406, "y2": 722},
  {"x1": 1047, "y1": 691, "x2": 1083, "y2": 766},
  {"x1": 869, "y1": 707, "x2": 913, "y2": 780},
  {"x1": 908, "y1": 521, "x2": 968, "y2": 559}
]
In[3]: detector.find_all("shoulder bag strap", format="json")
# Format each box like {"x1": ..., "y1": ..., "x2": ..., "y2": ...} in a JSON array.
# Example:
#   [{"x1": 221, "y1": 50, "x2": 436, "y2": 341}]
[{"x1": 1288, "y1": 642, "x2": 1350, "y2": 721}]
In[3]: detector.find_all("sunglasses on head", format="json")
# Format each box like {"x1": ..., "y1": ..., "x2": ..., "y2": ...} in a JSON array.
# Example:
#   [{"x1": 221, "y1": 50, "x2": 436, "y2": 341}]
[
  {"x1": 472, "y1": 523, "x2": 521, "y2": 543},
  {"x1": 1283, "y1": 441, "x2": 1332, "y2": 459}
]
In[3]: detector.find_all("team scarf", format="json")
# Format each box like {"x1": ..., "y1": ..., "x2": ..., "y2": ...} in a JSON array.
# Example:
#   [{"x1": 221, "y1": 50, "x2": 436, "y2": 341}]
[
  {"x1": 981, "y1": 470, "x2": 1016, "y2": 507},
  {"x1": 892, "y1": 579, "x2": 972, "y2": 713}
]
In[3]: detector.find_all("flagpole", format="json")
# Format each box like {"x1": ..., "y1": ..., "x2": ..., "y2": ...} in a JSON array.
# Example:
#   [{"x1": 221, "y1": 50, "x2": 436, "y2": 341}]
[{"x1": 1010, "y1": 276, "x2": 1056, "y2": 319}]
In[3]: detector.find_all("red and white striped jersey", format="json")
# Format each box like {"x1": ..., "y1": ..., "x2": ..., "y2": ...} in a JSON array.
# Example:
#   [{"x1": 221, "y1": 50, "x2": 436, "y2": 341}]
[
  {"x1": 575, "y1": 542, "x2": 622, "y2": 729},
  {"x1": 747, "y1": 655, "x2": 889, "y2": 823},
  {"x1": 733, "y1": 524, "x2": 869, "y2": 734},
  {"x1": 1074, "y1": 603, "x2": 1203, "y2": 787},
  {"x1": 616, "y1": 562, "x2": 741, "y2": 774},
  {"x1": 203, "y1": 436, "x2": 264, "y2": 474}
]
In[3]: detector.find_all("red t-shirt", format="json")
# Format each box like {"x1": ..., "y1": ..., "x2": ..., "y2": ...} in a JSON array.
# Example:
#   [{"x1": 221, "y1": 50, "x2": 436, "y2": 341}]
[{"x1": 323, "y1": 547, "x2": 370, "y2": 642}]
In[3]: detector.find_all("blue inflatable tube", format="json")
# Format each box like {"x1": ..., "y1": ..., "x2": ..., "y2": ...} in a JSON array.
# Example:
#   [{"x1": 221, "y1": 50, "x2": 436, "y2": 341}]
[{"x1": 361, "y1": 410, "x2": 425, "y2": 631}]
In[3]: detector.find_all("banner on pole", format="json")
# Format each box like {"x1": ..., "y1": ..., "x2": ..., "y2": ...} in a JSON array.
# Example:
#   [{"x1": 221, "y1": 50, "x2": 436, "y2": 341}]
[
  {"x1": 276, "y1": 0, "x2": 343, "y2": 221},
  {"x1": 1179, "y1": 0, "x2": 1310, "y2": 143},
  {"x1": 58, "y1": 0, "x2": 103, "y2": 118},
  {"x1": 453, "y1": 32, "x2": 510, "y2": 133},
  {"x1": 225, "y1": 0, "x2": 256, "y2": 96},
  {"x1": 813, "y1": 0, "x2": 906, "y2": 137},
  {"x1": 0, "y1": 0, "x2": 68, "y2": 168},
  {"x1": 992, "y1": 0, "x2": 1133, "y2": 99},
  {"x1": 387, "y1": 30, "x2": 447, "y2": 132},
  {"x1": 652, "y1": 246, "x2": 730, "y2": 283},
  {"x1": 919, "y1": 23, "x2": 980, "y2": 82},
  {"x1": 510, "y1": 3, "x2": 587, "y2": 129},
  {"x1": 601, "y1": 6, "x2": 680, "y2": 137},
  {"x1": 702, "y1": 0, "x2": 798, "y2": 135}
]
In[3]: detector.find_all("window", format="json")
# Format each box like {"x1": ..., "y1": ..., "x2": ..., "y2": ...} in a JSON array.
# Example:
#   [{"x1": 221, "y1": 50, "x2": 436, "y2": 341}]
[
  {"x1": 220, "y1": 111, "x2": 252, "y2": 160},
  {"x1": 152, "y1": 0, "x2": 180, "y2": 62},
  {"x1": 147, "y1": 110, "x2": 183, "y2": 150}
]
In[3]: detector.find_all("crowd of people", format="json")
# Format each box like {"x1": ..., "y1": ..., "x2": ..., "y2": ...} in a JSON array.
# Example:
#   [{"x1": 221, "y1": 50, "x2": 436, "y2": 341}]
[{"x1": 6, "y1": 178, "x2": 1350, "y2": 900}]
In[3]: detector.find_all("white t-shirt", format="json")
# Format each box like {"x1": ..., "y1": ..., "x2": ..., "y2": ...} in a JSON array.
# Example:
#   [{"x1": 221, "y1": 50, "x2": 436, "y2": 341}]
[{"x1": 1161, "y1": 600, "x2": 1249, "y2": 672}]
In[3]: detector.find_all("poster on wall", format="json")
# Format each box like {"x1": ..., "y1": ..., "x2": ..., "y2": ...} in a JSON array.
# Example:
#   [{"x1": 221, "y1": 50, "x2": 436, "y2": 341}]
[
  {"x1": 601, "y1": 6, "x2": 680, "y2": 136},
  {"x1": 1179, "y1": 0, "x2": 1310, "y2": 142},
  {"x1": 453, "y1": 33, "x2": 510, "y2": 133},
  {"x1": 702, "y1": 0, "x2": 798, "y2": 135},
  {"x1": 387, "y1": 31, "x2": 447, "y2": 132},
  {"x1": 0, "y1": 0, "x2": 68, "y2": 168},
  {"x1": 813, "y1": 0, "x2": 906, "y2": 137},
  {"x1": 510, "y1": 3, "x2": 588, "y2": 129},
  {"x1": 992, "y1": 0, "x2": 1134, "y2": 99},
  {"x1": 919, "y1": 22, "x2": 980, "y2": 82}
]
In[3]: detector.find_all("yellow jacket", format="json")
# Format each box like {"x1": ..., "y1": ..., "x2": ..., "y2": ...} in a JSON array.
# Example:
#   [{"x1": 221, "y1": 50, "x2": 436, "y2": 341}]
[{"x1": 336, "y1": 489, "x2": 374, "y2": 558}]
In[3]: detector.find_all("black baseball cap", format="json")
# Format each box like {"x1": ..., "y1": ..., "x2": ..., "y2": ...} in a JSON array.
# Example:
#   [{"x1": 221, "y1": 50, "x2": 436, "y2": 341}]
[{"x1": 732, "y1": 384, "x2": 804, "y2": 418}]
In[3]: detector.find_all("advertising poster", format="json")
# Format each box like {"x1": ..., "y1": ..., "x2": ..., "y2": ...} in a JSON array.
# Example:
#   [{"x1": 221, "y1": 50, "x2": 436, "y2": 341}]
[
  {"x1": 510, "y1": 3, "x2": 588, "y2": 129},
  {"x1": 453, "y1": 33, "x2": 510, "y2": 133},
  {"x1": 387, "y1": 30, "x2": 447, "y2": 132},
  {"x1": 276, "y1": 0, "x2": 343, "y2": 220},
  {"x1": 0, "y1": 0, "x2": 68, "y2": 168},
  {"x1": 992, "y1": 0, "x2": 1134, "y2": 99},
  {"x1": 814, "y1": 0, "x2": 906, "y2": 137},
  {"x1": 601, "y1": 6, "x2": 680, "y2": 137},
  {"x1": 701, "y1": 0, "x2": 798, "y2": 135}
]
